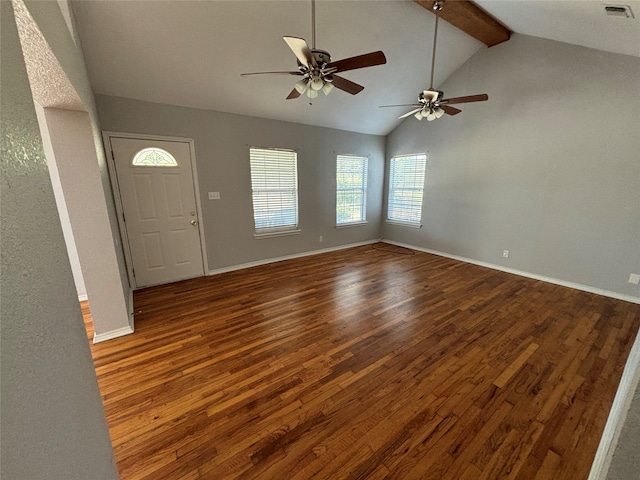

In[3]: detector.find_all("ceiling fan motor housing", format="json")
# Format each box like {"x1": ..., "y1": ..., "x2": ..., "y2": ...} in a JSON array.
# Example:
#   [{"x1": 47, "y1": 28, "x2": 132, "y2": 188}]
[
  {"x1": 419, "y1": 90, "x2": 444, "y2": 105},
  {"x1": 296, "y1": 49, "x2": 332, "y2": 70}
]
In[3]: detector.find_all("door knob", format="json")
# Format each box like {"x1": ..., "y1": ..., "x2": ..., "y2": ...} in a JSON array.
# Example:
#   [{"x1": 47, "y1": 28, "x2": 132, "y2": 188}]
[{"x1": 191, "y1": 220, "x2": 198, "y2": 226}]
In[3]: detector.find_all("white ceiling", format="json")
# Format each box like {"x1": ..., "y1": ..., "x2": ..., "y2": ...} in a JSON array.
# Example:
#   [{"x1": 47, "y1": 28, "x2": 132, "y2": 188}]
[
  {"x1": 71, "y1": 0, "x2": 640, "y2": 136},
  {"x1": 476, "y1": 0, "x2": 640, "y2": 58}
]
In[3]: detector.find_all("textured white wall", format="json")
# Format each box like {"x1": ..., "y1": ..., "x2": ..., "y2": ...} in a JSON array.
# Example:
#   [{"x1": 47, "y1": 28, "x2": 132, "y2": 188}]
[
  {"x1": 0, "y1": 2, "x2": 118, "y2": 477},
  {"x1": 384, "y1": 34, "x2": 640, "y2": 299}
]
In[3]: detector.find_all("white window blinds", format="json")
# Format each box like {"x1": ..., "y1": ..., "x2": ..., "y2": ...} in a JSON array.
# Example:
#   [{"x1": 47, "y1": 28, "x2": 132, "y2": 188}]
[
  {"x1": 387, "y1": 154, "x2": 426, "y2": 226},
  {"x1": 249, "y1": 147, "x2": 299, "y2": 234},
  {"x1": 336, "y1": 155, "x2": 368, "y2": 225}
]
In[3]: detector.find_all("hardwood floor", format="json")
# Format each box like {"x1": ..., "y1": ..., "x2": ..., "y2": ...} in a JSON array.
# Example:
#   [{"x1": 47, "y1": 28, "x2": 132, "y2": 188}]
[{"x1": 82, "y1": 243, "x2": 640, "y2": 480}]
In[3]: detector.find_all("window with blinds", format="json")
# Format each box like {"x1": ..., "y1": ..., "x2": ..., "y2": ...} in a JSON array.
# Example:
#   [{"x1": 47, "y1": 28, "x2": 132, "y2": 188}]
[
  {"x1": 336, "y1": 154, "x2": 368, "y2": 225},
  {"x1": 249, "y1": 147, "x2": 299, "y2": 235},
  {"x1": 387, "y1": 153, "x2": 427, "y2": 226}
]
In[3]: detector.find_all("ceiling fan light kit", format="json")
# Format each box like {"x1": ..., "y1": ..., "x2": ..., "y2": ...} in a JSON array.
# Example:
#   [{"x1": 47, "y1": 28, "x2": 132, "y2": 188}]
[
  {"x1": 322, "y1": 82, "x2": 334, "y2": 95},
  {"x1": 310, "y1": 76, "x2": 325, "y2": 91},
  {"x1": 241, "y1": 0, "x2": 386, "y2": 102},
  {"x1": 415, "y1": 106, "x2": 445, "y2": 121},
  {"x1": 294, "y1": 79, "x2": 308, "y2": 94}
]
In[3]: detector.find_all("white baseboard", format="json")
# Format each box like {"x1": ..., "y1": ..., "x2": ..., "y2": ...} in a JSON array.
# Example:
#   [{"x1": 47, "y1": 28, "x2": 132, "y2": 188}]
[
  {"x1": 588, "y1": 330, "x2": 640, "y2": 479},
  {"x1": 209, "y1": 239, "x2": 381, "y2": 276},
  {"x1": 78, "y1": 294, "x2": 88, "y2": 302},
  {"x1": 381, "y1": 240, "x2": 640, "y2": 305},
  {"x1": 93, "y1": 324, "x2": 134, "y2": 343},
  {"x1": 92, "y1": 289, "x2": 135, "y2": 344}
]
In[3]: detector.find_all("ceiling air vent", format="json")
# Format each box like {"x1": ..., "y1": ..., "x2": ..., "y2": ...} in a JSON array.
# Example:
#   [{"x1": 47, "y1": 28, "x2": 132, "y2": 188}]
[{"x1": 604, "y1": 5, "x2": 635, "y2": 18}]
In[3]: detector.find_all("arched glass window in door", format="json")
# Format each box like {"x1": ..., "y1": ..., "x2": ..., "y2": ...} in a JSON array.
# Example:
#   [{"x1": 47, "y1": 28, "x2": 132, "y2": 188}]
[{"x1": 131, "y1": 147, "x2": 178, "y2": 167}]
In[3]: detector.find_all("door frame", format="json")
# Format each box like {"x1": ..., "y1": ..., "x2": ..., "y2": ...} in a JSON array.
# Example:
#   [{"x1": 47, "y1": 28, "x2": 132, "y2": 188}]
[{"x1": 103, "y1": 131, "x2": 209, "y2": 289}]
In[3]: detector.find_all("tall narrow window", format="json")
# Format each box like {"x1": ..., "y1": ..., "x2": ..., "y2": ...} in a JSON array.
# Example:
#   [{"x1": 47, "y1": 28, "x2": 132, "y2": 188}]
[
  {"x1": 336, "y1": 154, "x2": 368, "y2": 225},
  {"x1": 387, "y1": 153, "x2": 427, "y2": 227},
  {"x1": 249, "y1": 147, "x2": 299, "y2": 235}
]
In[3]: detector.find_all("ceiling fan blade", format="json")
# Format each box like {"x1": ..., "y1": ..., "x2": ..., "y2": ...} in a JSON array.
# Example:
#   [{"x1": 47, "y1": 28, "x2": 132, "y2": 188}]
[
  {"x1": 327, "y1": 51, "x2": 387, "y2": 73},
  {"x1": 399, "y1": 108, "x2": 423, "y2": 119},
  {"x1": 440, "y1": 94, "x2": 488, "y2": 105},
  {"x1": 283, "y1": 36, "x2": 317, "y2": 68},
  {"x1": 241, "y1": 71, "x2": 303, "y2": 77},
  {"x1": 330, "y1": 75, "x2": 364, "y2": 95},
  {"x1": 440, "y1": 105, "x2": 462, "y2": 116},
  {"x1": 379, "y1": 104, "x2": 422, "y2": 108},
  {"x1": 286, "y1": 88, "x2": 302, "y2": 100}
]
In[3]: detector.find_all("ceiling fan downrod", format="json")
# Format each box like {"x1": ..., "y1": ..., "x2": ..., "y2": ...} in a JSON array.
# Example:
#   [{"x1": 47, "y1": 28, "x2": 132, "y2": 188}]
[
  {"x1": 429, "y1": 0, "x2": 444, "y2": 90},
  {"x1": 311, "y1": 0, "x2": 316, "y2": 49}
]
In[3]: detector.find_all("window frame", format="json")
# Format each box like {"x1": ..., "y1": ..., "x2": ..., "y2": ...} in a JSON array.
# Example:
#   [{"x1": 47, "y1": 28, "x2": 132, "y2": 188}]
[
  {"x1": 386, "y1": 153, "x2": 427, "y2": 228},
  {"x1": 249, "y1": 147, "x2": 300, "y2": 238},
  {"x1": 335, "y1": 154, "x2": 369, "y2": 227}
]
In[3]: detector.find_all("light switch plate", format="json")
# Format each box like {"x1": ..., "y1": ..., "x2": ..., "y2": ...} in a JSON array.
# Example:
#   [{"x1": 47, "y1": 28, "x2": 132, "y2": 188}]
[{"x1": 208, "y1": 192, "x2": 220, "y2": 200}]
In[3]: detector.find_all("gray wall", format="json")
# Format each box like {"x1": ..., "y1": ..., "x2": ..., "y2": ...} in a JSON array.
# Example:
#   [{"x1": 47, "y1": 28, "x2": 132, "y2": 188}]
[
  {"x1": 38, "y1": 107, "x2": 131, "y2": 334},
  {"x1": 23, "y1": 0, "x2": 131, "y2": 318},
  {"x1": 0, "y1": 1, "x2": 119, "y2": 478},
  {"x1": 35, "y1": 103, "x2": 87, "y2": 299},
  {"x1": 96, "y1": 95, "x2": 386, "y2": 270},
  {"x1": 384, "y1": 34, "x2": 640, "y2": 299}
]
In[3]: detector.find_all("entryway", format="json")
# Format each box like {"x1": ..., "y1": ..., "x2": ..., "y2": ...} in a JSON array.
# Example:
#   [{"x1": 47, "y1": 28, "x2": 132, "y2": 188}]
[{"x1": 107, "y1": 135, "x2": 206, "y2": 288}]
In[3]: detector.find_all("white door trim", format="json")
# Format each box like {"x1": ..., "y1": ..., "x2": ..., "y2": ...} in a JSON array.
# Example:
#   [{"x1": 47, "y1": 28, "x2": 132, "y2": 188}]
[{"x1": 103, "y1": 131, "x2": 209, "y2": 289}]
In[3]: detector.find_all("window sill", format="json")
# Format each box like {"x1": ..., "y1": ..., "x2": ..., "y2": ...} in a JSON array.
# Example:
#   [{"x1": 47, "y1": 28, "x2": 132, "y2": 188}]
[
  {"x1": 254, "y1": 229, "x2": 302, "y2": 239},
  {"x1": 335, "y1": 221, "x2": 368, "y2": 229},
  {"x1": 385, "y1": 220, "x2": 422, "y2": 229}
]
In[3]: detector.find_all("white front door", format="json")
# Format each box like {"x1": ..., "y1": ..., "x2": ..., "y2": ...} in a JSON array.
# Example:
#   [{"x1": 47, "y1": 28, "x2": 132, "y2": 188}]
[{"x1": 110, "y1": 137, "x2": 204, "y2": 287}]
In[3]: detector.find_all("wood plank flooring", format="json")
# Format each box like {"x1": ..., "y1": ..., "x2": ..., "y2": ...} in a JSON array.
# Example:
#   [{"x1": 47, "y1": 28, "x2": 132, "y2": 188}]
[{"x1": 82, "y1": 243, "x2": 640, "y2": 479}]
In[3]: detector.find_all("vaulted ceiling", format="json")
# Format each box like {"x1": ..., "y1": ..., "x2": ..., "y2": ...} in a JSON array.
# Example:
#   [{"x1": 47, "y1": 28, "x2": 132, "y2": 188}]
[{"x1": 71, "y1": 0, "x2": 640, "y2": 136}]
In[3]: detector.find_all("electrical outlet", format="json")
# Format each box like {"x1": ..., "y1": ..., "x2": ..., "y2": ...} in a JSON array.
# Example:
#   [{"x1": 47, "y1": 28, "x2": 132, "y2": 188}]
[
  {"x1": 319, "y1": 236, "x2": 323, "y2": 243},
  {"x1": 208, "y1": 192, "x2": 220, "y2": 200},
  {"x1": 503, "y1": 250, "x2": 509, "y2": 258},
  {"x1": 629, "y1": 274, "x2": 640, "y2": 285}
]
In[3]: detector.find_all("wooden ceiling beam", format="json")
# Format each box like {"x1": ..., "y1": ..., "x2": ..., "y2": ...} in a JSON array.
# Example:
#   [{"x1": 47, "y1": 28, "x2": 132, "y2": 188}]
[{"x1": 413, "y1": 0, "x2": 511, "y2": 47}]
